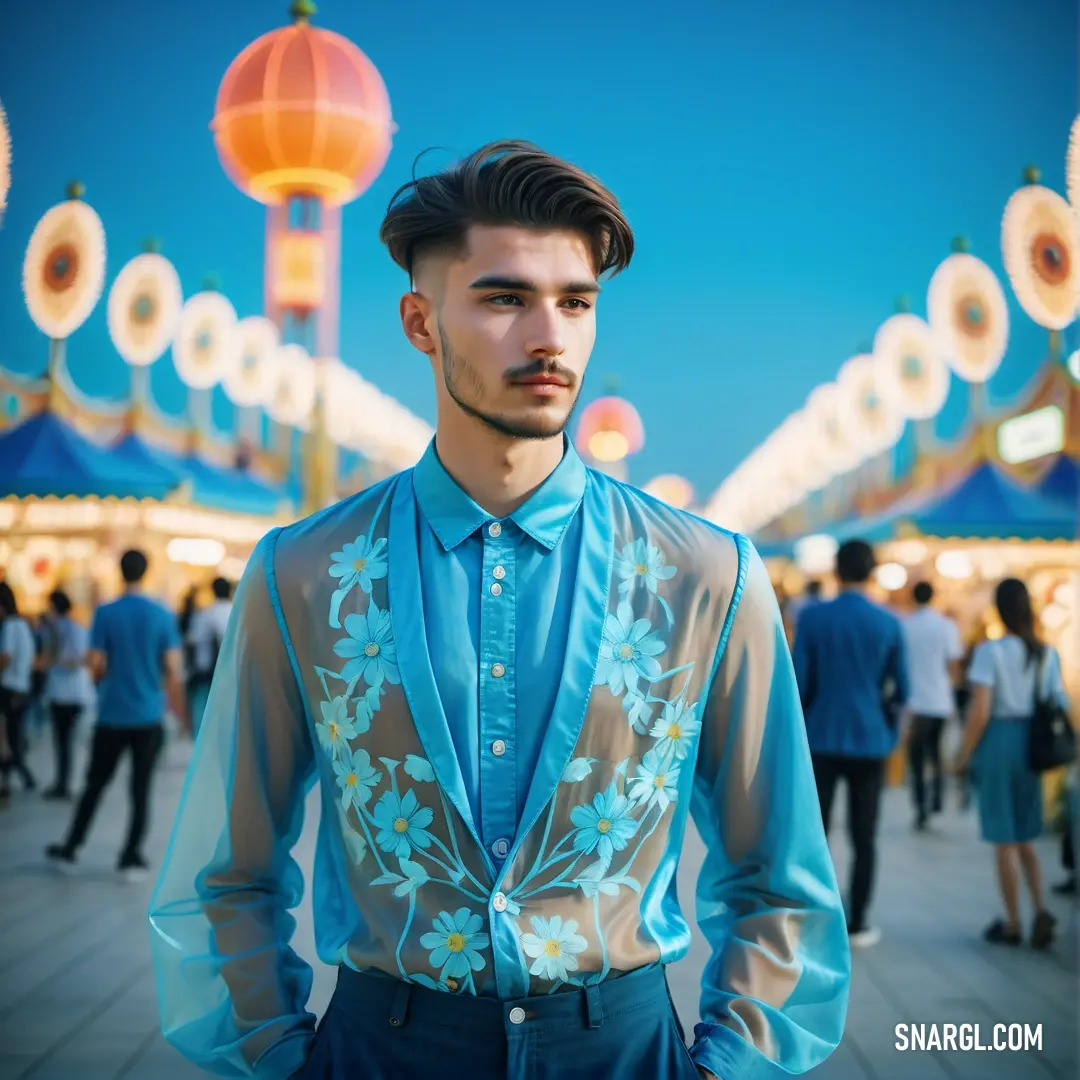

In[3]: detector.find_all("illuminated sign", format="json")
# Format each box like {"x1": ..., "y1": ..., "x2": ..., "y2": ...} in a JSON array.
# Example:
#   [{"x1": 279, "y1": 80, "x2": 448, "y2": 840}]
[
  {"x1": 996, "y1": 405, "x2": 1065, "y2": 465},
  {"x1": 272, "y1": 232, "x2": 326, "y2": 310}
]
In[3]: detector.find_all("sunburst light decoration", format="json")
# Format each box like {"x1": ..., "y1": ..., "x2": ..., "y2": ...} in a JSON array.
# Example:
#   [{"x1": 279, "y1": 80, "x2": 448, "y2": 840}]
[
  {"x1": 23, "y1": 182, "x2": 107, "y2": 340},
  {"x1": 223, "y1": 316, "x2": 280, "y2": 407},
  {"x1": 0, "y1": 99, "x2": 10, "y2": 218},
  {"x1": 873, "y1": 313, "x2": 951, "y2": 420},
  {"x1": 1067, "y1": 116, "x2": 1080, "y2": 210},
  {"x1": 107, "y1": 248, "x2": 183, "y2": 367},
  {"x1": 837, "y1": 353, "x2": 905, "y2": 455},
  {"x1": 1001, "y1": 166, "x2": 1080, "y2": 330},
  {"x1": 172, "y1": 289, "x2": 239, "y2": 390},
  {"x1": 926, "y1": 241, "x2": 1009, "y2": 383},
  {"x1": 267, "y1": 343, "x2": 317, "y2": 430},
  {"x1": 806, "y1": 382, "x2": 862, "y2": 474}
]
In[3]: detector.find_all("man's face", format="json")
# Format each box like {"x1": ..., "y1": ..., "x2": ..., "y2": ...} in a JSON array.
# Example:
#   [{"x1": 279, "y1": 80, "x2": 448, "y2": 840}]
[{"x1": 406, "y1": 225, "x2": 599, "y2": 440}]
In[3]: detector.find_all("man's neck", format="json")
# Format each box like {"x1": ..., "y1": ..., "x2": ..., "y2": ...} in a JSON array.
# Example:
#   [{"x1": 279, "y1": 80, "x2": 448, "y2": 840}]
[
  {"x1": 839, "y1": 583, "x2": 871, "y2": 597},
  {"x1": 434, "y1": 414, "x2": 565, "y2": 520},
  {"x1": 123, "y1": 585, "x2": 144, "y2": 597}
]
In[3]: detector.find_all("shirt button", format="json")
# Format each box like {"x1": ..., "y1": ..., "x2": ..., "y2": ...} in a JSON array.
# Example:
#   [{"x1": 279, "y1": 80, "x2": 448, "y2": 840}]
[
  {"x1": 492, "y1": 837, "x2": 510, "y2": 859},
  {"x1": 490, "y1": 583, "x2": 503, "y2": 597},
  {"x1": 509, "y1": 1006, "x2": 526, "y2": 1025},
  {"x1": 492, "y1": 739, "x2": 507, "y2": 756},
  {"x1": 488, "y1": 522, "x2": 502, "y2": 538},
  {"x1": 491, "y1": 662, "x2": 506, "y2": 678},
  {"x1": 492, "y1": 565, "x2": 506, "y2": 580},
  {"x1": 492, "y1": 892, "x2": 508, "y2": 912}
]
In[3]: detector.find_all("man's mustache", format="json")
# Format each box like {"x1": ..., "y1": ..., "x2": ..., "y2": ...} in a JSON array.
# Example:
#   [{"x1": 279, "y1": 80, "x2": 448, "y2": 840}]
[{"x1": 504, "y1": 359, "x2": 578, "y2": 386}]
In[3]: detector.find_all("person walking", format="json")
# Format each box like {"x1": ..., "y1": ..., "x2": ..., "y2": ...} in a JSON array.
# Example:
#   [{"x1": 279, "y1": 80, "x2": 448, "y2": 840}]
[
  {"x1": 0, "y1": 581, "x2": 38, "y2": 800},
  {"x1": 185, "y1": 576, "x2": 233, "y2": 735},
  {"x1": 45, "y1": 549, "x2": 186, "y2": 880},
  {"x1": 954, "y1": 578, "x2": 1069, "y2": 949},
  {"x1": 41, "y1": 589, "x2": 93, "y2": 800},
  {"x1": 902, "y1": 581, "x2": 963, "y2": 830},
  {"x1": 148, "y1": 140, "x2": 850, "y2": 1080},
  {"x1": 793, "y1": 539, "x2": 909, "y2": 948}
]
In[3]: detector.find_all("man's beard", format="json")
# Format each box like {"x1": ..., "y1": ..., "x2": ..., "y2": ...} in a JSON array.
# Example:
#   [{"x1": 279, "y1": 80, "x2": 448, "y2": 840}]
[{"x1": 438, "y1": 323, "x2": 581, "y2": 440}]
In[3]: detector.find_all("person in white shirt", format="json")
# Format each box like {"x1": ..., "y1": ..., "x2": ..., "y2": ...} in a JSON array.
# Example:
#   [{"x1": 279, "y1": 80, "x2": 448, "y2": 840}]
[
  {"x1": 42, "y1": 589, "x2": 94, "y2": 800},
  {"x1": 0, "y1": 581, "x2": 39, "y2": 801},
  {"x1": 185, "y1": 577, "x2": 233, "y2": 735},
  {"x1": 955, "y1": 577, "x2": 1070, "y2": 950},
  {"x1": 902, "y1": 581, "x2": 963, "y2": 829}
]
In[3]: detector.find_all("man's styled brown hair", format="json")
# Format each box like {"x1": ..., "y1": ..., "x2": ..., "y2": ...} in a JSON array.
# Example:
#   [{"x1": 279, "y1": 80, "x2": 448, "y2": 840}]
[{"x1": 379, "y1": 140, "x2": 634, "y2": 282}]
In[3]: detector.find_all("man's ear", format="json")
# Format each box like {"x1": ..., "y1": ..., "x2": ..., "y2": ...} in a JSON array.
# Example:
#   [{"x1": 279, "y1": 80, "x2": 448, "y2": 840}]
[{"x1": 400, "y1": 290, "x2": 436, "y2": 357}]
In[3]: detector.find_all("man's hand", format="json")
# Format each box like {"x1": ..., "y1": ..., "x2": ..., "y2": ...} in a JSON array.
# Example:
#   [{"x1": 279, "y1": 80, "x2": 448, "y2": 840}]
[{"x1": 698, "y1": 1068, "x2": 719, "y2": 1080}]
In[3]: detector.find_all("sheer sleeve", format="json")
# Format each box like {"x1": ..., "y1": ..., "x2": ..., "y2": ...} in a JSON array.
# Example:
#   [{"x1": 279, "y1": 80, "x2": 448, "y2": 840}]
[
  {"x1": 688, "y1": 536, "x2": 850, "y2": 1080},
  {"x1": 149, "y1": 529, "x2": 318, "y2": 1079}
]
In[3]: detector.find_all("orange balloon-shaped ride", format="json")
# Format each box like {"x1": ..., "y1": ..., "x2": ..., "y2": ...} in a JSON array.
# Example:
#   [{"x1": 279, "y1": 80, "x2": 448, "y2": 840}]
[{"x1": 212, "y1": 1, "x2": 394, "y2": 207}]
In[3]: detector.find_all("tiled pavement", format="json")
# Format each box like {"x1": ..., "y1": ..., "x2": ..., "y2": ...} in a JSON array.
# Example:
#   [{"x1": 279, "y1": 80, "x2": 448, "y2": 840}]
[{"x1": 0, "y1": 722, "x2": 1075, "y2": 1080}]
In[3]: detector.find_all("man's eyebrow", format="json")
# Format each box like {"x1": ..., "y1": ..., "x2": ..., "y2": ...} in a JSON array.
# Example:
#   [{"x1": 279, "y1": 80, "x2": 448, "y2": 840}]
[{"x1": 467, "y1": 275, "x2": 602, "y2": 295}]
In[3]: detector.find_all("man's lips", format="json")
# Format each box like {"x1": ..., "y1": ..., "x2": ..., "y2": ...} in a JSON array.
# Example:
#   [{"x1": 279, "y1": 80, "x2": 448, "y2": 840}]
[{"x1": 513, "y1": 376, "x2": 569, "y2": 387}]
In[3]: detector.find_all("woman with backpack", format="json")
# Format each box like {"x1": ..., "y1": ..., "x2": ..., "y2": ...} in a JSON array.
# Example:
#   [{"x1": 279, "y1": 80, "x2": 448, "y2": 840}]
[{"x1": 954, "y1": 578, "x2": 1073, "y2": 949}]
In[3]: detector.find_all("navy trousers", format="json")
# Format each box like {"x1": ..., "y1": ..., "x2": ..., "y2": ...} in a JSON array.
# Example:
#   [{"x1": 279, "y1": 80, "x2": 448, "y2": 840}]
[{"x1": 295, "y1": 964, "x2": 701, "y2": 1080}]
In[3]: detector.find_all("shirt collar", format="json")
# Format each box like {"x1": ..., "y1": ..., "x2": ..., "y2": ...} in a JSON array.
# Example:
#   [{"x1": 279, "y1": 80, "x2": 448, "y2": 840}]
[{"x1": 413, "y1": 436, "x2": 587, "y2": 553}]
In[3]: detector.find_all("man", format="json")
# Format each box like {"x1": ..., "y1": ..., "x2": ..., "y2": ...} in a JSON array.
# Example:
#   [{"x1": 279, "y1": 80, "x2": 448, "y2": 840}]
[
  {"x1": 901, "y1": 581, "x2": 962, "y2": 830},
  {"x1": 186, "y1": 576, "x2": 234, "y2": 734},
  {"x1": 149, "y1": 141, "x2": 849, "y2": 1080},
  {"x1": 46, "y1": 549, "x2": 185, "y2": 880},
  {"x1": 0, "y1": 581, "x2": 37, "y2": 801},
  {"x1": 792, "y1": 539, "x2": 909, "y2": 948}
]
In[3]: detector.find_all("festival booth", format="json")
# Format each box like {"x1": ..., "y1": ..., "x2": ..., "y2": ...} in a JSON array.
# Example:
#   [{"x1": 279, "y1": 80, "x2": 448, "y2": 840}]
[{"x1": 702, "y1": 137, "x2": 1080, "y2": 792}]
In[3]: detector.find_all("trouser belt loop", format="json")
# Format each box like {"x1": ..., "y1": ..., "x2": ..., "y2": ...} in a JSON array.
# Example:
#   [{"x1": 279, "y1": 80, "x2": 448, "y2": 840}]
[
  {"x1": 585, "y1": 982, "x2": 604, "y2": 1029},
  {"x1": 389, "y1": 981, "x2": 412, "y2": 1028}
]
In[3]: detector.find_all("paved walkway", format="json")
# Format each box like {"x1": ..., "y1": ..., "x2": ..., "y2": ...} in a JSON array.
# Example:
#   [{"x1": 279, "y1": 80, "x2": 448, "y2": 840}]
[{"x1": 0, "y1": 723, "x2": 1075, "y2": 1080}]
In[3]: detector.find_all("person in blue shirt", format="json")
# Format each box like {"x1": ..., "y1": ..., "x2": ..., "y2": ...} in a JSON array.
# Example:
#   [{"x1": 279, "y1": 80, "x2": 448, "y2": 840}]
[
  {"x1": 149, "y1": 141, "x2": 850, "y2": 1080},
  {"x1": 792, "y1": 540, "x2": 909, "y2": 949},
  {"x1": 46, "y1": 549, "x2": 186, "y2": 880}
]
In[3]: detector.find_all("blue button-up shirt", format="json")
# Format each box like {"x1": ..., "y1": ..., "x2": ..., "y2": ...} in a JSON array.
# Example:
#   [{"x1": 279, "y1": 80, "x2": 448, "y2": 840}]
[{"x1": 413, "y1": 440, "x2": 586, "y2": 862}]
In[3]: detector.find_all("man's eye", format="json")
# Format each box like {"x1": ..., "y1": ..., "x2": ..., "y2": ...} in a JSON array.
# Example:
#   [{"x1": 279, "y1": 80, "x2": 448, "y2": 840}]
[
  {"x1": 488, "y1": 294, "x2": 522, "y2": 306},
  {"x1": 563, "y1": 298, "x2": 592, "y2": 310}
]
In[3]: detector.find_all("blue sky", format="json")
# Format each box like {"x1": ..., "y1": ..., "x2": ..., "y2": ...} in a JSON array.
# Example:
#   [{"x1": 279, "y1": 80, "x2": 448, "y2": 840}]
[{"x1": 0, "y1": 0, "x2": 1075, "y2": 499}]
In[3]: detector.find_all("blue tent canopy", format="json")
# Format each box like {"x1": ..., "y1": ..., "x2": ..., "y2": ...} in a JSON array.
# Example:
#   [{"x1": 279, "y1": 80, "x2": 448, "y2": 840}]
[
  {"x1": 1035, "y1": 455, "x2": 1080, "y2": 508},
  {"x1": 0, "y1": 413, "x2": 181, "y2": 501},
  {"x1": 837, "y1": 463, "x2": 1078, "y2": 543},
  {"x1": 112, "y1": 433, "x2": 291, "y2": 517}
]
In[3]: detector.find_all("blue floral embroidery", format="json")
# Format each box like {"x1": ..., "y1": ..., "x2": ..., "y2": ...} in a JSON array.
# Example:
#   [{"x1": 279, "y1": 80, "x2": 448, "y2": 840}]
[
  {"x1": 520, "y1": 915, "x2": 589, "y2": 983},
  {"x1": 335, "y1": 602, "x2": 400, "y2": 687},
  {"x1": 317, "y1": 695, "x2": 359, "y2": 757},
  {"x1": 595, "y1": 601, "x2": 665, "y2": 696},
  {"x1": 627, "y1": 748, "x2": 681, "y2": 812},
  {"x1": 404, "y1": 755, "x2": 435, "y2": 783},
  {"x1": 330, "y1": 534, "x2": 388, "y2": 593},
  {"x1": 615, "y1": 539, "x2": 677, "y2": 596},
  {"x1": 570, "y1": 782, "x2": 639, "y2": 861},
  {"x1": 419, "y1": 908, "x2": 490, "y2": 983},
  {"x1": 372, "y1": 789, "x2": 436, "y2": 858},
  {"x1": 648, "y1": 700, "x2": 701, "y2": 761},
  {"x1": 333, "y1": 746, "x2": 382, "y2": 810}
]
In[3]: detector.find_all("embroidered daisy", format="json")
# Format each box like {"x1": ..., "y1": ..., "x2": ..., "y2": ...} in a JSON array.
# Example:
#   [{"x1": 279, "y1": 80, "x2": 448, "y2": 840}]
[
  {"x1": 594, "y1": 601, "x2": 665, "y2": 696},
  {"x1": 615, "y1": 538, "x2": 677, "y2": 596},
  {"x1": 419, "y1": 908, "x2": 490, "y2": 982},
  {"x1": 570, "y1": 782, "x2": 639, "y2": 861},
  {"x1": 520, "y1": 915, "x2": 589, "y2": 983},
  {"x1": 333, "y1": 746, "x2": 382, "y2": 811},
  {"x1": 317, "y1": 695, "x2": 358, "y2": 757},
  {"x1": 648, "y1": 700, "x2": 701, "y2": 761},
  {"x1": 329, "y1": 534, "x2": 388, "y2": 594},
  {"x1": 372, "y1": 788, "x2": 435, "y2": 858},
  {"x1": 627, "y1": 747, "x2": 681, "y2": 813},
  {"x1": 334, "y1": 601, "x2": 400, "y2": 688}
]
